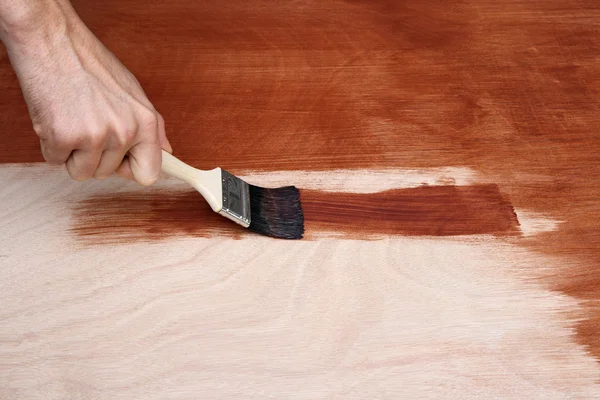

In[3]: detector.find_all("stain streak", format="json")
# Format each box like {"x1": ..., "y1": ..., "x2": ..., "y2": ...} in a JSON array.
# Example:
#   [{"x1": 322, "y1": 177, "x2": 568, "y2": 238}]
[{"x1": 71, "y1": 184, "x2": 519, "y2": 244}]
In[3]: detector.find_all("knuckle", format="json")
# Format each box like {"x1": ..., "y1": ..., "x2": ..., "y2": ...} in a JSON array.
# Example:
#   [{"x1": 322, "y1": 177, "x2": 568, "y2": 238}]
[
  {"x1": 76, "y1": 119, "x2": 106, "y2": 147},
  {"x1": 140, "y1": 109, "x2": 159, "y2": 131},
  {"x1": 114, "y1": 125, "x2": 137, "y2": 149},
  {"x1": 33, "y1": 123, "x2": 49, "y2": 138},
  {"x1": 60, "y1": 133, "x2": 79, "y2": 149},
  {"x1": 49, "y1": 119, "x2": 67, "y2": 135},
  {"x1": 88, "y1": 126, "x2": 107, "y2": 147},
  {"x1": 48, "y1": 123, "x2": 79, "y2": 149}
]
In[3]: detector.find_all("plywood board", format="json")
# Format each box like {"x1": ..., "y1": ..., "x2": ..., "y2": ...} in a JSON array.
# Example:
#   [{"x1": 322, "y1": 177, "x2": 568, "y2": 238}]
[{"x1": 1, "y1": 0, "x2": 600, "y2": 398}]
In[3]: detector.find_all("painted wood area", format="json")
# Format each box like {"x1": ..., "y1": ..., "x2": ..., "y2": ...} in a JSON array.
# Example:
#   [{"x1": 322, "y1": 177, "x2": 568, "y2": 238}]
[{"x1": 1, "y1": 1, "x2": 600, "y2": 398}]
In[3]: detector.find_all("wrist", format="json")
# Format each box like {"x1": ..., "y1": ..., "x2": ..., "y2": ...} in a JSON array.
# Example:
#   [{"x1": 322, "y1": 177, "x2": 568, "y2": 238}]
[{"x1": 0, "y1": 1, "x2": 75, "y2": 51}]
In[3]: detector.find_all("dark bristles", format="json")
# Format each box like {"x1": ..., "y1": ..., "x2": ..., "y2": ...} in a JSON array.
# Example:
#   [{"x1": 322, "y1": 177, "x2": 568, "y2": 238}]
[{"x1": 248, "y1": 185, "x2": 304, "y2": 239}]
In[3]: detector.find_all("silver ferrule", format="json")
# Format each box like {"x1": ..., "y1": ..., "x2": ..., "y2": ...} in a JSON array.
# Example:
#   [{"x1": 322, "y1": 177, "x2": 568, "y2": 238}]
[{"x1": 219, "y1": 170, "x2": 251, "y2": 228}]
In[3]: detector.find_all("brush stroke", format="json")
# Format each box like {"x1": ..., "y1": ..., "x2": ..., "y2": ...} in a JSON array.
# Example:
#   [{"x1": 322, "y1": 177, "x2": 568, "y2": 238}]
[{"x1": 70, "y1": 184, "x2": 519, "y2": 244}]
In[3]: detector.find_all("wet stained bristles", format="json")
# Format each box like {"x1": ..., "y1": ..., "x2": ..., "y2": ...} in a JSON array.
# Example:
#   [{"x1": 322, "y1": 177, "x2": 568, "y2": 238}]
[{"x1": 248, "y1": 185, "x2": 304, "y2": 239}]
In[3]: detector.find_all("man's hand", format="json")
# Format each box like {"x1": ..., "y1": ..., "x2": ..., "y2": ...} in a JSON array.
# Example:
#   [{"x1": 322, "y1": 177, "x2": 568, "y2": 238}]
[{"x1": 0, "y1": 0, "x2": 172, "y2": 185}]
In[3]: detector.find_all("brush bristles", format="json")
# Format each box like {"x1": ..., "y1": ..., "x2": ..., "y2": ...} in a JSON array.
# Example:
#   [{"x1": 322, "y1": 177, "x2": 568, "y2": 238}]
[{"x1": 248, "y1": 185, "x2": 304, "y2": 239}]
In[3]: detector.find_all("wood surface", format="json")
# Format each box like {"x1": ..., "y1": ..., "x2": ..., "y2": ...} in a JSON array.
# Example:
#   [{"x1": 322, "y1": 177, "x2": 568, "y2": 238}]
[{"x1": 1, "y1": 0, "x2": 600, "y2": 398}]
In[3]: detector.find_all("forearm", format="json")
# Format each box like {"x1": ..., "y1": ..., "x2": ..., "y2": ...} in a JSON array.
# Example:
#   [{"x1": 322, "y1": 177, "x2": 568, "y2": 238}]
[{"x1": 0, "y1": 0, "x2": 78, "y2": 50}]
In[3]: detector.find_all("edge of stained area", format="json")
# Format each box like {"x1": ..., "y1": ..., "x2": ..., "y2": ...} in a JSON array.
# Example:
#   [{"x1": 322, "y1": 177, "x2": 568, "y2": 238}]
[{"x1": 70, "y1": 183, "x2": 520, "y2": 244}]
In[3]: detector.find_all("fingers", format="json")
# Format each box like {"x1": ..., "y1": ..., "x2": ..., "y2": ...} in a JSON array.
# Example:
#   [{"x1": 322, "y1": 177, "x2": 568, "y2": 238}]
[
  {"x1": 115, "y1": 156, "x2": 135, "y2": 181},
  {"x1": 39, "y1": 138, "x2": 71, "y2": 165},
  {"x1": 127, "y1": 140, "x2": 162, "y2": 186},
  {"x1": 65, "y1": 149, "x2": 102, "y2": 181},
  {"x1": 93, "y1": 148, "x2": 129, "y2": 180},
  {"x1": 90, "y1": 118, "x2": 137, "y2": 180},
  {"x1": 92, "y1": 110, "x2": 167, "y2": 185},
  {"x1": 119, "y1": 110, "x2": 164, "y2": 186},
  {"x1": 38, "y1": 109, "x2": 169, "y2": 185}
]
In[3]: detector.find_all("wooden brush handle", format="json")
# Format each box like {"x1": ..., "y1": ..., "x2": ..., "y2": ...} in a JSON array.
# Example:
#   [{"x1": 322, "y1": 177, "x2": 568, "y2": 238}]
[
  {"x1": 160, "y1": 150, "x2": 199, "y2": 187},
  {"x1": 160, "y1": 150, "x2": 223, "y2": 212}
]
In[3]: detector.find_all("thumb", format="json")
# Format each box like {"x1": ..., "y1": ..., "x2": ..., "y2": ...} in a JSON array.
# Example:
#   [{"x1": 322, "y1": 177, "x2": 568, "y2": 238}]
[
  {"x1": 127, "y1": 141, "x2": 162, "y2": 186},
  {"x1": 157, "y1": 114, "x2": 173, "y2": 154}
]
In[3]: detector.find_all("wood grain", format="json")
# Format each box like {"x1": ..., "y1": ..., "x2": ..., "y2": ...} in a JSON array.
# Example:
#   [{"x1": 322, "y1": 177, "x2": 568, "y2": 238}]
[
  {"x1": 1, "y1": 165, "x2": 599, "y2": 399},
  {"x1": 1, "y1": 0, "x2": 600, "y2": 398}
]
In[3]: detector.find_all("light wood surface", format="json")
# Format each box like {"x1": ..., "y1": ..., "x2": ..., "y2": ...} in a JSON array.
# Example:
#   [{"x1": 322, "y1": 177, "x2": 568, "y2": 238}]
[
  {"x1": 1, "y1": 165, "x2": 599, "y2": 399},
  {"x1": 2, "y1": 0, "x2": 600, "y2": 398}
]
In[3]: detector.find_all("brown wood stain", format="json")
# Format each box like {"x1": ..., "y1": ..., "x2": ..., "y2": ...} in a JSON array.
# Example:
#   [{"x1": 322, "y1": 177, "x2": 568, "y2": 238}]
[
  {"x1": 303, "y1": 184, "x2": 519, "y2": 237},
  {"x1": 70, "y1": 184, "x2": 519, "y2": 244},
  {"x1": 71, "y1": 190, "x2": 247, "y2": 244},
  {"x1": 1, "y1": 0, "x2": 600, "y2": 360}
]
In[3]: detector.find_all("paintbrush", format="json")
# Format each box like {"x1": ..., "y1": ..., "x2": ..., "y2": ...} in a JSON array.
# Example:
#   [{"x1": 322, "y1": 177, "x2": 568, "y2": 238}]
[{"x1": 160, "y1": 150, "x2": 304, "y2": 239}]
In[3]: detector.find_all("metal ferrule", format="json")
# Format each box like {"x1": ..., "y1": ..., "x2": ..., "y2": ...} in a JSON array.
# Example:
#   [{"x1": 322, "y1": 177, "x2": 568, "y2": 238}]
[{"x1": 219, "y1": 170, "x2": 251, "y2": 228}]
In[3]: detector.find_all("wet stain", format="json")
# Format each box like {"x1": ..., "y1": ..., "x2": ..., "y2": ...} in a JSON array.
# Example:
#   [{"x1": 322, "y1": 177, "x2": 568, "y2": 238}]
[
  {"x1": 303, "y1": 184, "x2": 519, "y2": 237},
  {"x1": 71, "y1": 190, "x2": 247, "y2": 244},
  {"x1": 71, "y1": 184, "x2": 519, "y2": 244}
]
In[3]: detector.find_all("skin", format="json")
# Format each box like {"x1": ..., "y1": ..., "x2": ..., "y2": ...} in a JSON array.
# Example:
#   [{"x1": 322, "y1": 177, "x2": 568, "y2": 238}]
[{"x1": 0, "y1": 0, "x2": 172, "y2": 185}]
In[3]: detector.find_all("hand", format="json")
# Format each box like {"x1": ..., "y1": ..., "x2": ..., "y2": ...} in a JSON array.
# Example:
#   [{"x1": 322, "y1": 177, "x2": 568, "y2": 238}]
[{"x1": 1, "y1": 1, "x2": 172, "y2": 185}]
